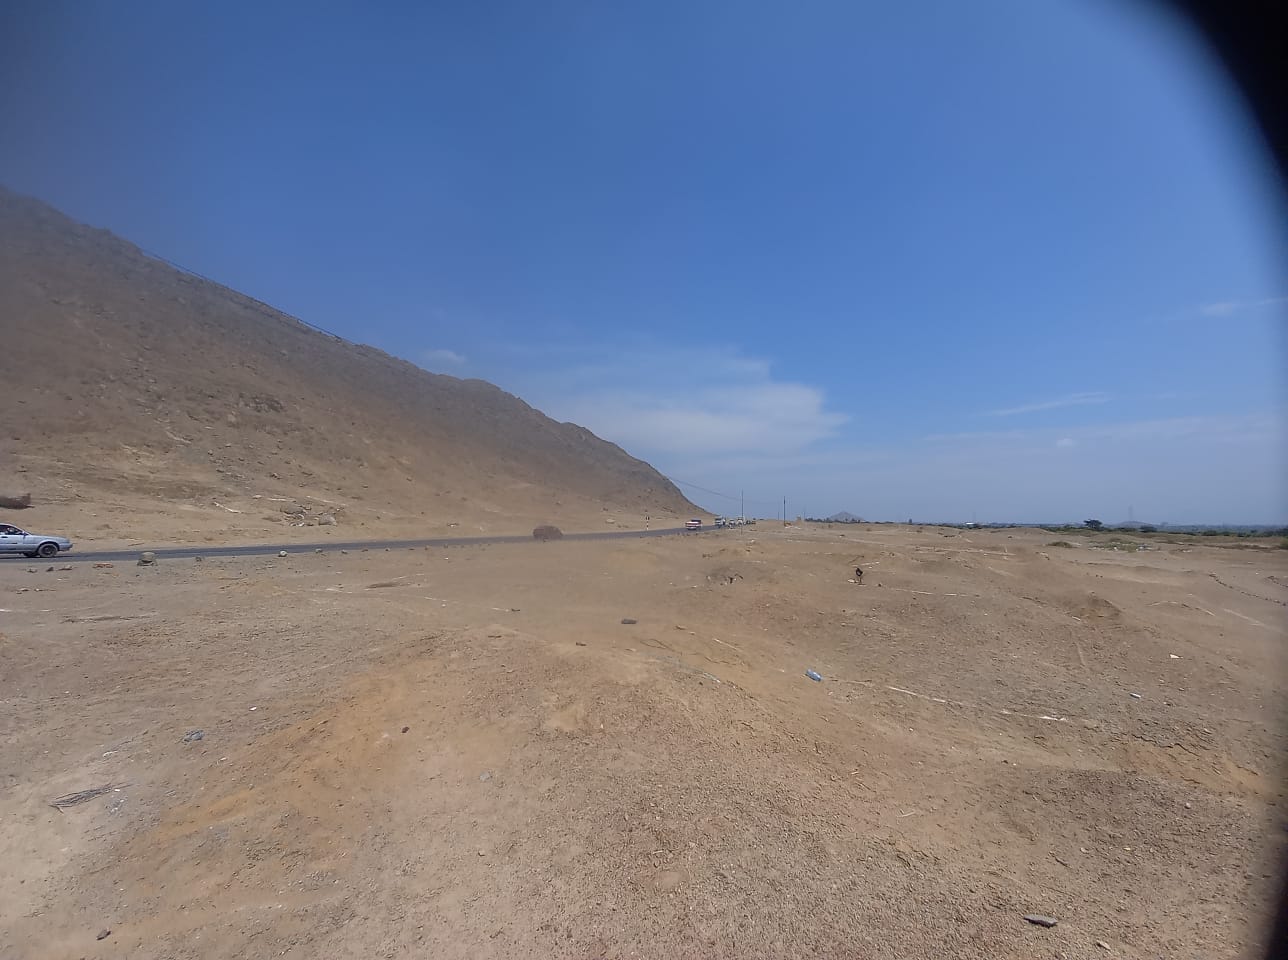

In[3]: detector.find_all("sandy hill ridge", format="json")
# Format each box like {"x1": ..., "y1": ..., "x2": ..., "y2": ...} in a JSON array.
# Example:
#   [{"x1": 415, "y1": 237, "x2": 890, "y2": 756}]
[{"x1": 0, "y1": 187, "x2": 698, "y2": 544}]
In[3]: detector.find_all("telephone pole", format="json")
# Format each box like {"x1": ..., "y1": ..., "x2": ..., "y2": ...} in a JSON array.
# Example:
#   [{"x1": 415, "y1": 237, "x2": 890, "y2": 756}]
[{"x1": 783, "y1": 496, "x2": 787, "y2": 524}]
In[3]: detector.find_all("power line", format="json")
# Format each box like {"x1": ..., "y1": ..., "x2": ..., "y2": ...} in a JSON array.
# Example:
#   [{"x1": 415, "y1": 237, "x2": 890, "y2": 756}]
[{"x1": 666, "y1": 477, "x2": 779, "y2": 509}]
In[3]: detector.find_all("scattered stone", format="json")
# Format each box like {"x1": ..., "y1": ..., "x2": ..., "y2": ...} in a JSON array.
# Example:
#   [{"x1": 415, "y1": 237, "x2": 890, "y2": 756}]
[
  {"x1": 401, "y1": 726, "x2": 410, "y2": 734},
  {"x1": 45, "y1": 566, "x2": 54, "y2": 572},
  {"x1": 1129, "y1": 692, "x2": 1143, "y2": 699},
  {"x1": 93, "y1": 562, "x2": 114, "y2": 569},
  {"x1": 137, "y1": 551, "x2": 157, "y2": 566},
  {"x1": 315, "y1": 548, "x2": 324, "y2": 553},
  {"x1": 97, "y1": 928, "x2": 112, "y2": 941},
  {"x1": 1023, "y1": 915, "x2": 1058, "y2": 928},
  {"x1": 317, "y1": 514, "x2": 336, "y2": 526},
  {"x1": 575, "y1": 641, "x2": 587, "y2": 646},
  {"x1": 60, "y1": 564, "x2": 72, "y2": 571},
  {"x1": 1096, "y1": 941, "x2": 1111, "y2": 951},
  {"x1": 183, "y1": 729, "x2": 204, "y2": 743},
  {"x1": 26, "y1": 567, "x2": 36, "y2": 574},
  {"x1": 280, "y1": 503, "x2": 306, "y2": 515},
  {"x1": 621, "y1": 618, "x2": 638, "y2": 625},
  {"x1": 340, "y1": 549, "x2": 348, "y2": 554},
  {"x1": 277, "y1": 550, "x2": 288, "y2": 558},
  {"x1": 194, "y1": 556, "x2": 204, "y2": 562},
  {"x1": 532, "y1": 524, "x2": 563, "y2": 541},
  {"x1": 479, "y1": 771, "x2": 493, "y2": 782}
]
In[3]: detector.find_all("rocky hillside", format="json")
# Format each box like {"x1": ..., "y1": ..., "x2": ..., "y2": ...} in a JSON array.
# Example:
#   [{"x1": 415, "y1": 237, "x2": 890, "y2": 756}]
[{"x1": 0, "y1": 187, "x2": 698, "y2": 542}]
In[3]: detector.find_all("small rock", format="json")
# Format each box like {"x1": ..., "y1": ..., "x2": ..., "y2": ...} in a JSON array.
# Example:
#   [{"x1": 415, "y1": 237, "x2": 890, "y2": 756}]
[
  {"x1": 318, "y1": 513, "x2": 337, "y2": 526},
  {"x1": 1023, "y1": 915, "x2": 1058, "y2": 928},
  {"x1": 137, "y1": 551, "x2": 156, "y2": 566},
  {"x1": 194, "y1": 555, "x2": 204, "y2": 562},
  {"x1": 26, "y1": 567, "x2": 36, "y2": 573},
  {"x1": 532, "y1": 524, "x2": 563, "y2": 541},
  {"x1": 97, "y1": 929, "x2": 111, "y2": 941},
  {"x1": 401, "y1": 726, "x2": 410, "y2": 734},
  {"x1": 477, "y1": 849, "x2": 487, "y2": 857},
  {"x1": 46, "y1": 566, "x2": 54, "y2": 572},
  {"x1": 340, "y1": 549, "x2": 348, "y2": 554},
  {"x1": 315, "y1": 548, "x2": 324, "y2": 553},
  {"x1": 805, "y1": 669, "x2": 823, "y2": 682},
  {"x1": 575, "y1": 641, "x2": 587, "y2": 646},
  {"x1": 60, "y1": 564, "x2": 72, "y2": 571},
  {"x1": 94, "y1": 562, "x2": 114, "y2": 568},
  {"x1": 1129, "y1": 692, "x2": 1143, "y2": 699},
  {"x1": 277, "y1": 550, "x2": 288, "y2": 558},
  {"x1": 479, "y1": 771, "x2": 493, "y2": 782},
  {"x1": 1095, "y1": 941, "x2": 1111, "y2": 951},
  {"x1": 620, "y1": 618, "x2": 638, "y2": 625},
  {"x1": 183, "y1": 729, "x2": 204, "y2": 742}
]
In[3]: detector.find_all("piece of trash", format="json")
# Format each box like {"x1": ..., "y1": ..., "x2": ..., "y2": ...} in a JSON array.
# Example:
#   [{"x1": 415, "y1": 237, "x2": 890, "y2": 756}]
[
  {"x1": 1096, "y1": 940, "x2": 1111, "y2": 951},
  {"x1": 315, "y1": 547, "x2": 324, "y2": 553},
  {"x1": 621, "y1": 618, "x2": 638, "y2": 625},
  {"x1": 1129, "y1": 692, "x2": 1143, "y2": 699},
  {"x1": 249, "y1": 706, "x2": 258, "y2": 711},
  {"x1": 1024, "y1": 915, "x2": 1058, "y2": 928},
  {"x1": 479, "y1": 771, "x2": 493, "y2": 782},
  {"x1": 49, "y1": 785, "x2": 118, "y2": 810},
  {"x1": 277, "y1": 550, "x2": 288, "y2": 558},
  {"x1": 1169, "y1": 654, "x2": 1180, "y2": 659},
  {"x1": 805, "y1": 669, "x2": 823, "y2": 682},
  {"x1": 97, "y1": 929, "x2": 112, "y2": 941},
  {"x1": 182, "y1": 729, "x2": 204, "y2": 742}
]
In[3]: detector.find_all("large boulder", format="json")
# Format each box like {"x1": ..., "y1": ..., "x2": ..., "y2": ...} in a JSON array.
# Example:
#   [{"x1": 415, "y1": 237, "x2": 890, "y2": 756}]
[{"x1": 532, "y1": 525, "x2": 563, "y2": 541}]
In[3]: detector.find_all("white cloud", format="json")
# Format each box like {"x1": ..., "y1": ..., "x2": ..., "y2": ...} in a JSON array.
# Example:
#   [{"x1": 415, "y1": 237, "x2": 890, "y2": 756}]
[
  {"x1": 501, "y1": 343, "x2": 846, "y2": 459},
  {"x1": 988, "y1": 392, "x2": 1109, "y2": 417},
  {"x1": 1198, "y1": 296, "x2": 1287, "y2": 318},
  {"x1": 559, "y1": 382, "x2": 847, "y2": 456},
  {"x1": 1056, "y1": 437, "x2": 1075, "y2": 448},
  {"x1": 420, "y1": 348, "x2": 466, "y2": 370}
]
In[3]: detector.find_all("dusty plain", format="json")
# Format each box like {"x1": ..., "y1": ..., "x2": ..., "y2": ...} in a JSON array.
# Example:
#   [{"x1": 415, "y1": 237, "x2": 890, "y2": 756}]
[{"x1": 2, "y1": 523, "x2": 1285, "y2": 959}]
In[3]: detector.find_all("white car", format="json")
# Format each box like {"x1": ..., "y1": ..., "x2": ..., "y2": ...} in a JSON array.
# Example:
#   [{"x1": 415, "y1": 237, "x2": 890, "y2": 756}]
[
  {"x1": 684, "y1": 518, "x2": 703, "y2": 530},
  {"x1": 0, "y1": 523, "x2": 74, "y2": 558}
]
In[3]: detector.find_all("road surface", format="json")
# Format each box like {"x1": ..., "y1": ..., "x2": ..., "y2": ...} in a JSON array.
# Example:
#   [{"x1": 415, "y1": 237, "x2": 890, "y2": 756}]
[{"x1": 35, "y1": 525, "x2": 726, "y2": 564}]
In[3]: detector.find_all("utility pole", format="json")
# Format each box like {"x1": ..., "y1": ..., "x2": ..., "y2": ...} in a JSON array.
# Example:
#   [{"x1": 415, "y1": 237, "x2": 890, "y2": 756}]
[
  {"x1": 740, "y1": 490, "x2": 744, "y2": 522},
  {"x1": 783, "y1": 496, "x2": 787, "y2": 524}
]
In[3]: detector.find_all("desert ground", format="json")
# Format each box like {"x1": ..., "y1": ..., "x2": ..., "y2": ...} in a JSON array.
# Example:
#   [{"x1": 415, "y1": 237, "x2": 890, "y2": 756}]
[{"x1": 2, "y1": 523, "x2": 1285, "y2": 959}]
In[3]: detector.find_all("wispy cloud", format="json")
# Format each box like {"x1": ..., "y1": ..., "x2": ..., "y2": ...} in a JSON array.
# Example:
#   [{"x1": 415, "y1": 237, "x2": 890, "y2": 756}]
[
  {"x1": 988, "y1": 391, "x2": 1109, "y2": 417},
  {"x1": 419, "y1": 348, "x2": 466, "y2": 370},
  {"x1": 558, "y1": 382, "x2": 847, "y2": 456},
  {"x1": 499, "y1": 343, "x2": 846, "y2": 459},
  {"x1": 1198, "y1": 296, "x2": 1287, "y2": 318}
]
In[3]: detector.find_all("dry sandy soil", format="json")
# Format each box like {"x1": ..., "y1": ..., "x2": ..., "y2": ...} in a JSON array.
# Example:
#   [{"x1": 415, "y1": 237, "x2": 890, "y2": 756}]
[{"x1": 2, "y1": 524, "x2": 1285, "y2": 959}]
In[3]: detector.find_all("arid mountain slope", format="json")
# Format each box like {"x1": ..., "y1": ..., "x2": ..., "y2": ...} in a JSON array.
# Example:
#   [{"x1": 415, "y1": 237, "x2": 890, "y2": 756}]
[{"x1": 0, "y1": 188, "x2": 697, "y2": 542}]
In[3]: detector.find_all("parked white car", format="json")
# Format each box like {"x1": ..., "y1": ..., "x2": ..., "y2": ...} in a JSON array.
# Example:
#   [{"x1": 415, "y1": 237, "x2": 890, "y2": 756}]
[{"x1": 0, "y1": 523, "x2": 73, "y2": 558}]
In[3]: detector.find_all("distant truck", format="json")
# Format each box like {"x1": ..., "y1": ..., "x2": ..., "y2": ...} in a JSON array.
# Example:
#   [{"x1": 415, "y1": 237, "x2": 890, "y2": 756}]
[{"x1": 714, "y1": 517, "x2": 727, "y2": 528}]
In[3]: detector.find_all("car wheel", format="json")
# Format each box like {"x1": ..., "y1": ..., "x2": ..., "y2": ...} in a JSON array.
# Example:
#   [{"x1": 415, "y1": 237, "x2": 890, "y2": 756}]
[{"x1": 36, "y1": 542, "x2": 59, "y2": 559}]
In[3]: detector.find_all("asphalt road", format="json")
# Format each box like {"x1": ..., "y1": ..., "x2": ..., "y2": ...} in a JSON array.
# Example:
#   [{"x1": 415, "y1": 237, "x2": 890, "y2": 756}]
[{"x1": 32, "y1": 525, "x2": 725, "y2": 564}]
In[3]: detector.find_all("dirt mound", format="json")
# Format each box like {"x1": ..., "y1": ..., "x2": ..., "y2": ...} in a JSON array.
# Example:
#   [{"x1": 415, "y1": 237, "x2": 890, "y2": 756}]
[
  {"x1": 1061, "y1": 593, "x2": 1123, "y2": 621},
  {"x1": 0, "y1": 187, "x2": 697, "y2": 539}
]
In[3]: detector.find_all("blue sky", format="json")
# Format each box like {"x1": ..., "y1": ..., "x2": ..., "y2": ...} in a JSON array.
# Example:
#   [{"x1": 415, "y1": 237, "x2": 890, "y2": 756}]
[{"x1": 3, "y1": 1, "x2": 1284, "y2": 522}]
